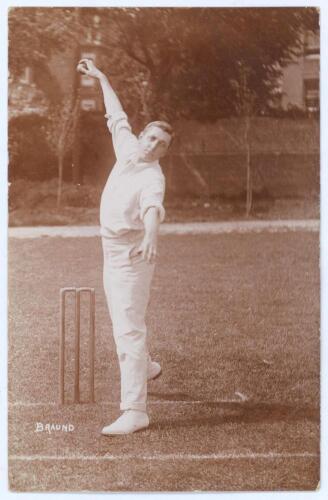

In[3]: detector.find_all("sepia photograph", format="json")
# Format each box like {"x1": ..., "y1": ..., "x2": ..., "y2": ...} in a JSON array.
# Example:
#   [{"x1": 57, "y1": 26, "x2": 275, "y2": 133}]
[{"x1": 4, "y1": 1, "x2": 323, "y2": 494}]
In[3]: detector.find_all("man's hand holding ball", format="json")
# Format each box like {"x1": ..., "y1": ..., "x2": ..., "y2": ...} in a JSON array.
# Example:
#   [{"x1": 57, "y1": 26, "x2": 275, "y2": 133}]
[{"x1": 76, "y1": 59, "x2": 103, "y2": 79}]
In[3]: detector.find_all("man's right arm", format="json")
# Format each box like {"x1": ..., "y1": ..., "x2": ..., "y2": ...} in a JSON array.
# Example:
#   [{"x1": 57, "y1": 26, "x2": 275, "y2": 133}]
[
  {"x1": 77, "y1": 59, "x2": 138, "y2": 161},
  {"x1": 78, "y1": 59, "x2": 122, "y2": 117}
]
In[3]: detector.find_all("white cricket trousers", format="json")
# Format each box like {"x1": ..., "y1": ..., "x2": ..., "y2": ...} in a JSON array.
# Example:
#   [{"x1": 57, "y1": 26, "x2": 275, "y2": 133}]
[{"x1": 102, "y1": 232, "x2": 155, "y2": 413}]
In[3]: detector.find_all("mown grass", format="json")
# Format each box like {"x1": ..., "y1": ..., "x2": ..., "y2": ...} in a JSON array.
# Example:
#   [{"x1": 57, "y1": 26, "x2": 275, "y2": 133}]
[{"x1": 8, "y1": 232, "x2": 320, "y2": 491}]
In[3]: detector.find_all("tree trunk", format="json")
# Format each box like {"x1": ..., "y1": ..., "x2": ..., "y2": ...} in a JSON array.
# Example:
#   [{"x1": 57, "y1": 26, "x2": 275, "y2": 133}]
[
  {"x1": 57, "y1": 154, "x2": 64, "y2": 209},
  {"x1": 72, "y1": 115, "x2": 81, "y2": 185},
  {"x1": 71, "y1": 81, "x2": 81, "y2": 185},
  {"x1": 244, "y1": 115, "x2": 252, "y2": 217}
]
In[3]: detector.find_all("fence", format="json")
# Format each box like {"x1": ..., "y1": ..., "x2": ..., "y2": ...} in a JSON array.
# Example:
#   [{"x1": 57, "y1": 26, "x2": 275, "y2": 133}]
[
  {"x1": 9, "y1": 114, "x2": 320, "y2": 201},
  {"x1": 160, "y1": 117, "x2": 319, "y2": 199}
]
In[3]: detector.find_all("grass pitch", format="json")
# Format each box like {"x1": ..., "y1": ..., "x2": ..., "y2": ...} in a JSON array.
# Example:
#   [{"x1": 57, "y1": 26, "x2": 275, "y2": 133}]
[{"x1": 8, "y1": 231, "x2": 320, "y2": 491}]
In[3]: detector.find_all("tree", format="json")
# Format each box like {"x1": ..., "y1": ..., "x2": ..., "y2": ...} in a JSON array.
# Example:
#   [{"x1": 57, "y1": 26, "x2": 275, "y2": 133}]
[
  {"x1": 45, "y1": 90, "x2": 80, "y2": 207},
  {"x1": 80, "y1": 7, "x2": 319, "y2": 122},
  {"x1": 9, "y1": 7, "x2": 319, "y2": 122},
  {"x1": 9, "y1": 7, "x2": 83, "y2": 194},
  {"x1": 8, "y1": 7, "x2": 80, "y2": 75},
  {"x1": 8, "y1": 7, "x2": 82, "y2": 108},
  {"x1": 233, "y1": 63, "x2": 256, "y2": 216}
]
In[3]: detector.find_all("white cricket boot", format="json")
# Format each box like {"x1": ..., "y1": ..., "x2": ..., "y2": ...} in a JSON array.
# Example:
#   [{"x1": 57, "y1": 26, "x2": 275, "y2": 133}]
[
  {"x1": 147, "y1": 360, "x2": 162, "y2": 381},
  {"x1": 101, "y1": 410, "x2": 149, "y2": 435}
]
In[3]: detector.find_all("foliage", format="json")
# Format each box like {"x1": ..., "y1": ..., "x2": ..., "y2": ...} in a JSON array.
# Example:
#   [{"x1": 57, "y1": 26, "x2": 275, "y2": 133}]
[
  {"x1": 9, "y1": 178, "x2": 101, "y2": 211},
  {"x1": 8, "y1": 7, "x2": 82, "y2": 107},
  {"x1": 78, "y1": 112, "x2": 115, "y2": 182},
  {"x1": 9, "y1": 7, "x2": 319, "y2": 122},
  {"x1": 8, "y1": 114, "x2": 56, "y2": 181},
  {"x1": 81, "y1": 7, "x2": 319, "y2": 121},
  {"x1": 45, "y1": 90, "x2": 79, "y2": 158},
  {"x1": 45, "y1": 90, "x2": 80, "y2": 206},
  {"x1": 8, "y1": 7, "x2": 80, "y2": 76},
  {"x1": 266, "y1": 104, "x2": 319, "y2": 120},
  {"x1": 8, "y1": 6, "x2": 320, "y2": 198}
]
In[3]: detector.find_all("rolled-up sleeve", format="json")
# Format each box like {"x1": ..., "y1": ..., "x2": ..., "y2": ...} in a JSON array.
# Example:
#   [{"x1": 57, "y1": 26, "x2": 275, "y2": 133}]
[
  {"x1": 139, "y1": 180, "x2": 166, "y2": 223},
  {"x1": 105, "y1": 110, "x2": 138, "y2": 161}
]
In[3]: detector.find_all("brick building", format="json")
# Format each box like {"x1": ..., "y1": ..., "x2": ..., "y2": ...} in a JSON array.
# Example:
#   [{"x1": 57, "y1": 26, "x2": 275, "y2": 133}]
[{"x1": 280, "y1": 30, "x2": 320, "y2": 113}]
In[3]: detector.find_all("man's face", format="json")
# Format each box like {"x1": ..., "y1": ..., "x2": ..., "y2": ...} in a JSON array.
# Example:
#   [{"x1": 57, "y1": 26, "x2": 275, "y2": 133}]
[{"x1": 138, "y1": 126, "x2": 171, "y2": 162}]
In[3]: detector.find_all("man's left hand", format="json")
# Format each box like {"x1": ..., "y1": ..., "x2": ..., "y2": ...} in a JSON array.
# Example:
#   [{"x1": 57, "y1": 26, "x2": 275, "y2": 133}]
[{"x1": 134, "y1": 236, "x2": 158, "y2": 263}]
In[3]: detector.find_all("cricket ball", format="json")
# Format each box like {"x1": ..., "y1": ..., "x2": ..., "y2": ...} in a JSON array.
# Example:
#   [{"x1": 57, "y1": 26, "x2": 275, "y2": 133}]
[{"x1": 77, "y1": 62, "x2": 87, "y2": 74}]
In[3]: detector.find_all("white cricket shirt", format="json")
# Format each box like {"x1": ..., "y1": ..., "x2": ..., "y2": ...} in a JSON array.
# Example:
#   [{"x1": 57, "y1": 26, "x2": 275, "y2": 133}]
[{"x1": 100, "y1": 111, "x2": 166, "y2": 238}]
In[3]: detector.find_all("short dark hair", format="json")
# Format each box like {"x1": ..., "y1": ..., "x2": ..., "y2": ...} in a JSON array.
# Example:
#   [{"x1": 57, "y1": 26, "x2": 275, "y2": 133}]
[{"x1": 142, "y1": 121, "x2": 174, "y2": 141}]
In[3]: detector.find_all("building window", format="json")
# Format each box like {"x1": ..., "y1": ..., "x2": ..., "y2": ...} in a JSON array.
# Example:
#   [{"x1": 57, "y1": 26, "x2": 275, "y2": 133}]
[
  {"x1": 81, "y1": 75, "x2": 95, "y2": 87},
  {"x1": 80, "y1": 51, "x2": 96, "y2": 61},
  {"x1": 79, "y1": 52, "x2": 96, "y2": 87},
  {"x1": 304, "y1": 78, "x2": 319, "y2": 113},
  {"x1": 303, "y1": 30, "x2": 319, "y2": 113},
  {"x1": 303, "y1": 57, "x2": 319, "y2": 79},
  {"x1": 304, "y1": 30, "x2": 320, "y2": 57},
  {"x1": 81, "y1": 99, "x2": 96, "y2": 111}
]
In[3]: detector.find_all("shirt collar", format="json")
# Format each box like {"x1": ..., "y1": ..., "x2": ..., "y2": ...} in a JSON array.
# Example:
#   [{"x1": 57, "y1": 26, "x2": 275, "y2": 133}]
[{"x1": 128, "y1": 151, "x2": 159, "y2": 168}]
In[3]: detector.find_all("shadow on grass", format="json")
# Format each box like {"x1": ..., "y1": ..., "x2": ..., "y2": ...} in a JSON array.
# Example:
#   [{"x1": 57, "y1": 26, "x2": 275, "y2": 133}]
[
  {"x1": 148, "y1": 391, "x2": 196, "y2": 401},
  {"x1": 148, "y1": 397, "x2": 319, "y2": 431}
]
